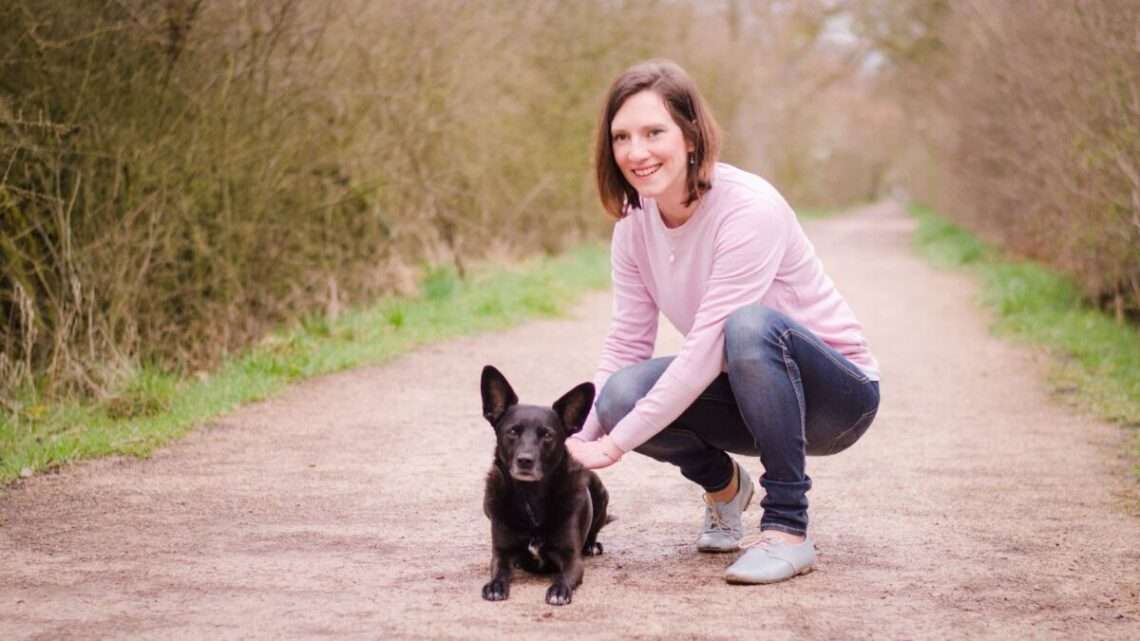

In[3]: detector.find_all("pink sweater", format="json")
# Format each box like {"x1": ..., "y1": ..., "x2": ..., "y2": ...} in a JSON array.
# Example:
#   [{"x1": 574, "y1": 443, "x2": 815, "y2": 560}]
[{"x1": 578, "y1": 163, "x2": 879, "y2": 452}]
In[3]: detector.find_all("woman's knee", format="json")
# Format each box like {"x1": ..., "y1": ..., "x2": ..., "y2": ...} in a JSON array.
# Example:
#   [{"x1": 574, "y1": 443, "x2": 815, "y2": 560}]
[
  {"x1": 596, "y1": 369, "x2": 648, "y2": 432},
  {"x1": 723, "y1": 304, "x2": 787, "y2": 355}
]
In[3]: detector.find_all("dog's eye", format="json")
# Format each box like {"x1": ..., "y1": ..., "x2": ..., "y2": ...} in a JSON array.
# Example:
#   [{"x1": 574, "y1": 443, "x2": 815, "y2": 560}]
[{"x1": 507, "y1": 427, "x2": 521, "y2": 438}]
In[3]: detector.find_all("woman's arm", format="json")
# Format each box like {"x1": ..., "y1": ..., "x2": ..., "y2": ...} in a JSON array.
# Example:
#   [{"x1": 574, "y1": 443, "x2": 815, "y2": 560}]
[
  {"x1": 606, "y1": 198, "x2": 792, "y2": 453},
  {"x1": 575, "y1": 219, "x2": 659, "y2": 442}
]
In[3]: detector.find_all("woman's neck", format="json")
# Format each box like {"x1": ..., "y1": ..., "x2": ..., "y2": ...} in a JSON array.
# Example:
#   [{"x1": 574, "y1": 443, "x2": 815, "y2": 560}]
[{"x1": 658, "y1": 196, "x2": 699, "y2": 229}]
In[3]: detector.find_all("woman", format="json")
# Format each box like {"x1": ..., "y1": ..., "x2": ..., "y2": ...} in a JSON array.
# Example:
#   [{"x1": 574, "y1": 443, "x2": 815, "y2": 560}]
[{"x1": 566, "y1": 59, "x2": 881, "y2": 585}]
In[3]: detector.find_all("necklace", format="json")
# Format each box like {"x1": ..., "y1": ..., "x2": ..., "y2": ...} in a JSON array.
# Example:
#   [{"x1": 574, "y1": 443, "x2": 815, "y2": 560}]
[{"x1": 663, "y1": 195, "x2": 702, "y2": 265}]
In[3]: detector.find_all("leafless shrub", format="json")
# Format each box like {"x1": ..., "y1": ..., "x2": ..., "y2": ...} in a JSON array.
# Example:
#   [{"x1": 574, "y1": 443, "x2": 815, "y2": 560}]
[
  {"x1": 862, "y1": 0, "x2": 1140, "y2": 317},
  {"x1": 1, "y1": 0, "x2": 896, "y2": 401}
]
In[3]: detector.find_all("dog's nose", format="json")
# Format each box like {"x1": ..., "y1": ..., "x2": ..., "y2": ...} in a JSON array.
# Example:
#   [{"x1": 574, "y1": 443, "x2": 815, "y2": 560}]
[{"x1": 515, "y1": 456, "x2": 535, "y2": 470}]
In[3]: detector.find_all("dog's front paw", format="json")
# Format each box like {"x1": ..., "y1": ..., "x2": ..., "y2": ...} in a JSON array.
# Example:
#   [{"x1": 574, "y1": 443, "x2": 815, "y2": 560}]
[
  {"x1": 545, "y1": 583, "x2": 573, "y2": 606},
  {"x1": 482, "y1": 579, "x2": 510, "y2": 601},
  {"x1": 583, "y1": 541, "x2": 604, "y2": 556}
]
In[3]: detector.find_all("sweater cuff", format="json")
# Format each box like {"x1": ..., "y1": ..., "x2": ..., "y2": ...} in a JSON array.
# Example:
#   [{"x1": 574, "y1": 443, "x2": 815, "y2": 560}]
[
  {"x1": 598, "y1": 434, "x2": 625, "y2": 459},
  {"x1": 609, "y1": 411, "x2": 655, "y2": 453},
  {"x1": 573, "y1": 410, "x2": 604, "y2": 442}
]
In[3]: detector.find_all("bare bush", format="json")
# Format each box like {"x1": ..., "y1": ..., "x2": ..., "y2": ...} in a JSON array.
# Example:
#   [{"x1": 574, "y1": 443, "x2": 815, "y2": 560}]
[
  {"x1": 861, "y1": 0, "x2": 1140, "y2": 317},
  {"x1": 1, "y1": 0, "x2": 897, "y2": 401}
]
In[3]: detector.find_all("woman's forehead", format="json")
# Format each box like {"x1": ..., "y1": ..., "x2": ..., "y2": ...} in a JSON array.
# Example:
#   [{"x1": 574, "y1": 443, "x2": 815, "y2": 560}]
[{"x1": 611, "y1": 90, "x2": 673, "y2": 131}]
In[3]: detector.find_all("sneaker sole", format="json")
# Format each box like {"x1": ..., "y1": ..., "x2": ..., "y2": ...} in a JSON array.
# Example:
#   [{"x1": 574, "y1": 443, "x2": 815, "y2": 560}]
[
  {"x1": 697, "y1": 541, "x2": 741, "y2": 553},
  {"x1": 725, "y1": 564, "x2": 814, "y2": 585}
]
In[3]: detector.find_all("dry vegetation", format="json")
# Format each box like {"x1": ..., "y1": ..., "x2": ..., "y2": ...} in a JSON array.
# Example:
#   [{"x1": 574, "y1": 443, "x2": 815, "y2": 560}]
[
  {"x1": 859, "y1": 0, "x2": 1140, "y2": 320},
  {"x1": 3, "y1": 0, "x2": 1134, "y2": 406},
  {"x1": 0, "y1": 0, "x2": 902, "y2": 403}
]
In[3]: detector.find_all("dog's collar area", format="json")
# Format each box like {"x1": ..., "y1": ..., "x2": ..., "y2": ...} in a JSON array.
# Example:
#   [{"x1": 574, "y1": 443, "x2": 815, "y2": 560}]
[{"x1": 523, "y1": 498, "x2": 541, "y2": 529}]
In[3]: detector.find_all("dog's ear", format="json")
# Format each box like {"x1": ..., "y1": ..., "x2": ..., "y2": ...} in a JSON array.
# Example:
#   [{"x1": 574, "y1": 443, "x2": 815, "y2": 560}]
[
  {"x1": 481, "y1": 365, "x2": 518, "y2": 427},
  {"x1": 552, "y1": 382, "x2": 595, "y2": 436}
]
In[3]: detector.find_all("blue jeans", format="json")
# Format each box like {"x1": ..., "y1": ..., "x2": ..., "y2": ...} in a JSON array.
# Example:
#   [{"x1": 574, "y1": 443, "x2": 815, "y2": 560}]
[{"x1": 595, "y1": 304, "x2": 880, "y2": 536}]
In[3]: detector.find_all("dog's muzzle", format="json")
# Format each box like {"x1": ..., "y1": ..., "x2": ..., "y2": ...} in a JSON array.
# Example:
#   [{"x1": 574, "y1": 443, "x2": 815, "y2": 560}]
[{"x1": 510, "y1": 455, "x2": 542, "y2": 481}]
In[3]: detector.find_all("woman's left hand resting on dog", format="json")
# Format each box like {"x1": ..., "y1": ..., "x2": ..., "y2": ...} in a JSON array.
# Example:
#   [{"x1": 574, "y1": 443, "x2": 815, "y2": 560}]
[{"x1": 566, "y1": 434, "x2": 625, "y2": 469}]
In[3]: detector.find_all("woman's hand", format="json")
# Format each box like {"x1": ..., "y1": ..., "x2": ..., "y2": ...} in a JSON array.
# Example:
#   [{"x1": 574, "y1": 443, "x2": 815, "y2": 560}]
[{"x1": 566, "y1": 434, "x2": 624, "y2": 469}]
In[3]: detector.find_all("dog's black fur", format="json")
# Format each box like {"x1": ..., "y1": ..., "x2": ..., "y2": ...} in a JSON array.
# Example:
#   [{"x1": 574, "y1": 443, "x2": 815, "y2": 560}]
[{"x1": 479, "y1": 365, "x2": 610, "y2": 606}]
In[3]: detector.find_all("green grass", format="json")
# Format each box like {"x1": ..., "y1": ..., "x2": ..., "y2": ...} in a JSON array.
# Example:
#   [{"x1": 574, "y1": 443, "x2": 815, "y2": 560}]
[
  {"x1": 0, "y1": 244, "x2": 611, "y2": 484},
  {"x1": 909, "y1": 205, "x2": 1140, "y2": 477}
]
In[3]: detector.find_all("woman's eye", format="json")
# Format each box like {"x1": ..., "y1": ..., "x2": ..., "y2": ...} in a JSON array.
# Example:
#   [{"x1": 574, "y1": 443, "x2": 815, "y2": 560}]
[
  {"x1": 612, "y1": 132, "x2": 628, "y2": 142},
  {"x1": 648, "y1": 129, "x2": 662, "y2": 138}
]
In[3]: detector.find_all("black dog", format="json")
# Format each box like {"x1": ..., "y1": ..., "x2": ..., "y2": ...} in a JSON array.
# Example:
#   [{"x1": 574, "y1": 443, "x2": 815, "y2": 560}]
[{"x1": 479, "y1": 365, "x2": 610, "y2": 606}]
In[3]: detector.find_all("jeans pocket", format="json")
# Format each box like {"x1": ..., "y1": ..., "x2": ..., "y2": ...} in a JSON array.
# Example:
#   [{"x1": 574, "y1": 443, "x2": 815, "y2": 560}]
[{"x1": 818, "y1": 405, "x2": 878, "y2": 456}]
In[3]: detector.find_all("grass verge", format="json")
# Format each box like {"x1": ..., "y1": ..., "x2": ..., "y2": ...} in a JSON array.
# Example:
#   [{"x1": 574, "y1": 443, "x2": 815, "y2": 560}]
[
  {"x1": 0, "y1": 245, "x2": 610, "y2": 485},
  {"x1": 909, "y1": 205, "x2": 1140, "y2": 478}
]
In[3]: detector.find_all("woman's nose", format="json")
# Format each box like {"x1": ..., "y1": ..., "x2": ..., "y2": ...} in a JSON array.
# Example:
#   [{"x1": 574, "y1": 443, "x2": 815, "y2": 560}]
[{"x1": 627, "y1": 138, "x2": 649, "y2": 160}]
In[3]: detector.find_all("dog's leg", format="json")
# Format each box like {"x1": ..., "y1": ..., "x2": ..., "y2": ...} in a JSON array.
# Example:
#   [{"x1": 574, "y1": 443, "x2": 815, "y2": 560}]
[
  {"x1": 543, "y1": 548, "x2": 584, "y2": 606},
  {"x1": 482, "y1": 550, "x2": 513, "y2": 601},
  {"x1": 583, "y1": 474, "x2": 609, "y2": 556}
]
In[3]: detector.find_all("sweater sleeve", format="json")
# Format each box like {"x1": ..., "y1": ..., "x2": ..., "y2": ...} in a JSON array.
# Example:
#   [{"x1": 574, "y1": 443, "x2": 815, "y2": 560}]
[
  {"x1": 576, "y1": 219, "x2": 659, "y2": 442},
  {"x1": 606, "y1": 199, "x2": 790, "y2": 452}
]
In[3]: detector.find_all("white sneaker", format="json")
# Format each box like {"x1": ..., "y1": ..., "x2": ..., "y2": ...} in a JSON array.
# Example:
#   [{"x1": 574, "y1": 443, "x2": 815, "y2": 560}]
[
  {"x1": 724, "y1": 531, "x2": 816, "y2": 584},
  {"x1": 696, "y1": 464, "x2": 754, "y2": 553}
]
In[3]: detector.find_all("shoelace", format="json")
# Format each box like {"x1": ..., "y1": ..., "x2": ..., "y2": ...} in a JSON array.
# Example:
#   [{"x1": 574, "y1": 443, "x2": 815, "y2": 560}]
[
  {"x1": 740, "y1": 531, "x2": 803, "y2": 549},
  {"x1": 703, "y1": 495, "x2": 729, "y2": 531}
]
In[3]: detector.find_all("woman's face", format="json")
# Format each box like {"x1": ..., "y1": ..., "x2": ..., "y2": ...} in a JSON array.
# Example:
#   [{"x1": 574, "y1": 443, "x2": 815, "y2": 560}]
[{"x1": 610, "y1": 90, "x2": 693, "y2": 210}]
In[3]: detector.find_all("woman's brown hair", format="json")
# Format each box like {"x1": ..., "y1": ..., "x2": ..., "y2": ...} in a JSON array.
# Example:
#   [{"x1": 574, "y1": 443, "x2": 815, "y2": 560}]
[{"x1": 594, "y1": 59, "x2": 722, "y2": 219}]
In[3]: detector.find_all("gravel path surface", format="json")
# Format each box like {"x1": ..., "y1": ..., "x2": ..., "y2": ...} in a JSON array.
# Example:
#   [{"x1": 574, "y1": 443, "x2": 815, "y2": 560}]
[{"x1": 2, "y1": 202, "x2": 1137, "y2": 641}]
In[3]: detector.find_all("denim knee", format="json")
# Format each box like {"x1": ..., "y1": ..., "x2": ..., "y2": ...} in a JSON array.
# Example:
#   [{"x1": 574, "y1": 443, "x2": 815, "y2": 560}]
[
  {"x1": 595, "y1": 370, "x2": 645, "y2": 433},
  {"x1": 723, "y1": 304, "x2": 786, "y2": 356}
]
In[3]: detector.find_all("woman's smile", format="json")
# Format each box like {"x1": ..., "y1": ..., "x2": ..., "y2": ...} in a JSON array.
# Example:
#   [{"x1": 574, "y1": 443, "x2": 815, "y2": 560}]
[{"x1": 631, "y1": 164, "x2": 662, "y2": 178}]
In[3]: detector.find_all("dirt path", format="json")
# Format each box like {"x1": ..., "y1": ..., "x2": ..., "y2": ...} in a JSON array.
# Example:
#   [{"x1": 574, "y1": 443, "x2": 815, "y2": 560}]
[{"x1": 2, "y1": 203, "x2": 1138, "y2": 641}]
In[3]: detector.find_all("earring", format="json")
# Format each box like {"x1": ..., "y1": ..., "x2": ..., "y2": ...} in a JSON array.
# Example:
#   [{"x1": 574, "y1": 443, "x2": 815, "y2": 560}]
[{"x1": 689, "y1": 153, "x2": 695, "y2": 166}]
